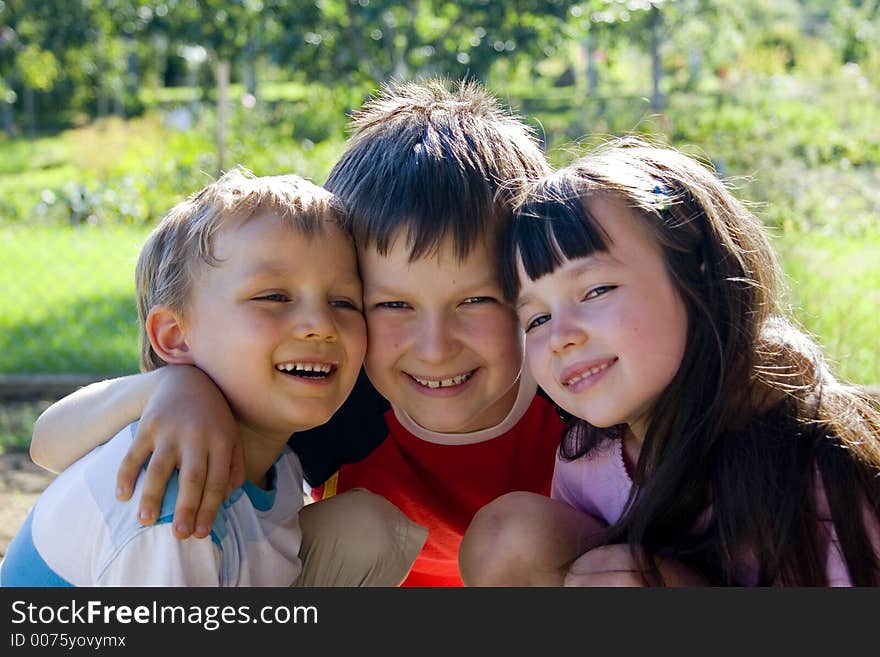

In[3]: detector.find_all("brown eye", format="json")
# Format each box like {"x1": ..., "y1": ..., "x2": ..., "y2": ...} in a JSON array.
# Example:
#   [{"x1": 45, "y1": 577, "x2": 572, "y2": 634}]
[
  {"x1": 376, "y1": 301, "x2": 410, "y2": 310},
  {"x1": 255, "y1": 293, "x2": 289, "y2": 302},
  {"x1": 331, "y1": 299, "x2": 360, "y2": 311},
  {"x1": 583, "y1": 286, "x2": 615, "y2": 301}
]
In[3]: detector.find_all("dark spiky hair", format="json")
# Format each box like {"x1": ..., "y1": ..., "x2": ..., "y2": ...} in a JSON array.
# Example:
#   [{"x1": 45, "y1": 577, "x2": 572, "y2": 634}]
[{"x1": 325, "y1": 78, "x2": 550, "y2": 261}]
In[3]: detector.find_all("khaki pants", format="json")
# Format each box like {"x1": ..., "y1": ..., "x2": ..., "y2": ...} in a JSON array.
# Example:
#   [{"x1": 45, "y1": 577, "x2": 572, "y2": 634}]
[{"x1": 295, "y1": 488, "x2": 428, "y2": 587}]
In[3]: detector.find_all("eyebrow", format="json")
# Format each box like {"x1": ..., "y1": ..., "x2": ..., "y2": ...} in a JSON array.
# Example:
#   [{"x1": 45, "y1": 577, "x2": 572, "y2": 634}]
[
  {"x1": 565, "y1": 257, "x2": 614, "y2": 279},
  {"x1": 334, "y1": 276, "x2": 364, "y2": 292},
  {"x1": 239, "y1": 262, "x2": 289, "y2": 279},
  {"x1": 514, "y1": 295, "x2": 534, "y2": 312},
  {"x1": 243, "y1": 262, "x2": 361, "y2": 289},
  {"x1": 365, "y1": 276, "x2": 499, "y2": 297}
]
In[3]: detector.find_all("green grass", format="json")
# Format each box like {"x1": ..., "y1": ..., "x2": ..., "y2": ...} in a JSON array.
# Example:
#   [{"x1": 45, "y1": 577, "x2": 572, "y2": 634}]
[
  {"x1": 0, "y1": 108, "x2": 348, "y2": 229},
  {"x1": 0, "y1": 115, "x2": 215, "y2": 227},
  {"x1": 0, "y1": 225, "x2": 147, "y2": 374},
  {"x1": 774, "y1": 228, "x2": 880, "y2": 386},
  {"x1": 0, "y1": 401, "x2": 50, "y2": 454},
  {"x1": 139, "y1": 80, "x2": 317, "y2": 105}
]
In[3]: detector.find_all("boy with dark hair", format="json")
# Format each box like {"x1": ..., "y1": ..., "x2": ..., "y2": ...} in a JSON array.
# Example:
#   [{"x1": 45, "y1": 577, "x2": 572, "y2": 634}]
[{"x1": 29, "y1": 79, "x2": 567, "y2": 586}]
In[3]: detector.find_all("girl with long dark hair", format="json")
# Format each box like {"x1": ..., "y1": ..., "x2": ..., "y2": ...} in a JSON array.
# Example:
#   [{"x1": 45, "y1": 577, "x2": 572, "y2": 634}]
[{"x1": 461, "y1": 138, "x2": 880, "y2": 586}]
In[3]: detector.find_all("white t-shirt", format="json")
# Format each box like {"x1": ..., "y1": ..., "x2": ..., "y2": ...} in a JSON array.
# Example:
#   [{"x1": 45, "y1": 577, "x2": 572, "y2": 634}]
[{"x1": 1, "y1": 421, "x2": 303, "y2": 586}]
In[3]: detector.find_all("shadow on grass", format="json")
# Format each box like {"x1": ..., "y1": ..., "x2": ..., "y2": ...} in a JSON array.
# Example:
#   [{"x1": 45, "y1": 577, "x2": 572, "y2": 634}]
[{"x1": 0, "y1": 291, "x2": 140, "y2": 375}]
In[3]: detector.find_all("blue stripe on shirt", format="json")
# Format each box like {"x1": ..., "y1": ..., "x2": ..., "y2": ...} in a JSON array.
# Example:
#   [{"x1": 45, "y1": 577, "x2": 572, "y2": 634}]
[{"x1": 0, "y1": 509, "x2": 74, "y2": 587}]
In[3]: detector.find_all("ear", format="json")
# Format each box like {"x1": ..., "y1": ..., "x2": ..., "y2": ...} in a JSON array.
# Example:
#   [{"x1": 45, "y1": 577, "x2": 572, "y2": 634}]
[{"x1": 145, "y1": 305, "x2": 195, "y2": 365}]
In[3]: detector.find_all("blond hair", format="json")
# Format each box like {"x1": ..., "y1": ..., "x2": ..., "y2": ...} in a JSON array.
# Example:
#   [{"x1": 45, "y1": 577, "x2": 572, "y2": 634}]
[{"x1": 135, "y1": 167, "x2": 346, "y2": 371}]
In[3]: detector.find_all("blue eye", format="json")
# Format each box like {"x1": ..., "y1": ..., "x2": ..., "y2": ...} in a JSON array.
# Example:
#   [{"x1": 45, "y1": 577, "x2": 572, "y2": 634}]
[{"x1": 525, "y1": 314, "x2": 550, "y2": 333}]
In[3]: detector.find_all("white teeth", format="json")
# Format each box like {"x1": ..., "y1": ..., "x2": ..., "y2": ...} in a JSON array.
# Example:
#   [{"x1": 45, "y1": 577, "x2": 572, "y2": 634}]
[
  {"x1": 412, "y1": 371, "x2": 473, "y2": 389},
  {"x1": 276, "y1": 362, "x2": 333, "y2": 374},
  {"x1": 564, "y1": 362, "x2": 611, "y2": 386}
]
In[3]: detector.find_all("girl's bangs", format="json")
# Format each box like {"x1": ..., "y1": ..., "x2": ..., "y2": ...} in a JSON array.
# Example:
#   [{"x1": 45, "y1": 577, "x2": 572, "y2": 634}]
[{"x1": 502, "y1": 180, "x2": 609, "y2": 300}]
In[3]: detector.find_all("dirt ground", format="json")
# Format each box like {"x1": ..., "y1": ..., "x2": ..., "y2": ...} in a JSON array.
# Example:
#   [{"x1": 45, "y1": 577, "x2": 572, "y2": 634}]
[{"x1": 0, "y1": 451, "x2": 56, "y2": 558}]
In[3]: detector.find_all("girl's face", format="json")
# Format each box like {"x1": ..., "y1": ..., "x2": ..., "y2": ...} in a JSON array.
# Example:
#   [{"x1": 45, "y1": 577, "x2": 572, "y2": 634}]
[{"x1": 515, "y1": 195, "x2": 688, "y2": 442}]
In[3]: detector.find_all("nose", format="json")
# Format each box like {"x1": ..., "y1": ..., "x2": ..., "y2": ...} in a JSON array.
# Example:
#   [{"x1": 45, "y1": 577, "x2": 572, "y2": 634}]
[
  {"x1": 292, "y1": 301, "x2": 337, "y2": 342},
  {"x1": 548, "y1": 310, "x2": 586, "y2": 354},
  {"x1": 414, "y1": 313, "x2": 458, "y2": 364}
]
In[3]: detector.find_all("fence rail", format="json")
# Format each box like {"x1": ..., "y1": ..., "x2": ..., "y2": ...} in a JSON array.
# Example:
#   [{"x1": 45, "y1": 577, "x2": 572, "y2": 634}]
[{"x1": 0, "y1": 374, "x2": 107, "y2": 402}]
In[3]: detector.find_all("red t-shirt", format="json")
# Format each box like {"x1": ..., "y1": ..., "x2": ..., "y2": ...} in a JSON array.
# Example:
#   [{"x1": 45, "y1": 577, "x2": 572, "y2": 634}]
[{"x1": 310, "y1": 394, "x2": 563, "y2": 586}]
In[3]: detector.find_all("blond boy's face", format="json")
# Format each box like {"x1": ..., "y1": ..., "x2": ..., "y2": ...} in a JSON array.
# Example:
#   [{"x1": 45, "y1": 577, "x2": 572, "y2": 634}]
[
  {"x1": 182, "y1": 212, "x2": 366, "y2": 438},
  {"x1": 360, "y1": 233, "x2": 523, "y2": 433}
]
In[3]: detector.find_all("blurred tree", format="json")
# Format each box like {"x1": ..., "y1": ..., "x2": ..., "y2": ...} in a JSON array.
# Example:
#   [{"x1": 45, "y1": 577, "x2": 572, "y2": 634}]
[
  {"x1": 0, "y1": 0, "x2": 876, "y2": 129},
  {"x1": 272, "y1": 0, "x2": 575, "y2": 85},
  {"x1": 801, "y1": 0, "x2": 879, "y2": 67},
  {"x1": 0, "y1": 0, "x2": 97, "y2": 133},
  {"x1": 15, "y1": 44, "x2": 58, "y2": 135},
  {"x1": 0, "y1": 0, "x2": 154, "y2": 130}
]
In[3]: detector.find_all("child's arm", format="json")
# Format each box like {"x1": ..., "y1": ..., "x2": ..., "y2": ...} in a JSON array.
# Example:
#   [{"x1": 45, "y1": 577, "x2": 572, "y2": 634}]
[
  {"x1": 30, "y1": 365, "x2": 245, "y2": 539},
  {"x1": 460, "y1": 491, "x2": 607, "y2": 586},
  {"x1": 564, "y1": 543, "x2": 710, "y2": 587},
  {"x1": 30, "y1": 369, "x2": 166, "y2": 473}
]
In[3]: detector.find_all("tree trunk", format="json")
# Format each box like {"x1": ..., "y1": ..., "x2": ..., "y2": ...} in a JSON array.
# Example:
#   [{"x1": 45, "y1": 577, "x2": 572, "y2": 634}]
[
  {"x1": 97, "y1": 86, "x2": 108, "y2": 118},
  {"x1": 216, "y1": 59, "x2": 230, "y2": 176},
  {"x1": 650, "y1": 5, "x2": 664, "y2": 112},
  {"x1": 2, "y1": 101, "x2": 16, "y2": 136},
  {"x1": 24, "y1": 86, "x2": 35, "y2": 138},
  {"x1": 113, "y1": 81, "x2": 125, "y2": 118},
  {"x1": 584, "y1": 33, "x2": 598, "y2": 95},
  {"x1": 243, "y1": 37, "x2": 258, "y2": 97}
]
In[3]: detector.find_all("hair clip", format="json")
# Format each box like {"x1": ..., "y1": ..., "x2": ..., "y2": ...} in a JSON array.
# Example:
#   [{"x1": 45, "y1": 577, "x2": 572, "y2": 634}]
[{"x1": 652, "y1": 181, "x2": 672, "y2": 212}]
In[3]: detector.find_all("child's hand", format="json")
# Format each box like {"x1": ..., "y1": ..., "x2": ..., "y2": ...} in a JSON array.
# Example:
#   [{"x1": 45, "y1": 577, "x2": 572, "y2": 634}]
[
  {"x1": 564, "y1": 544, "x2": 709, "y2": 587},
  {"x1": 114, "y1": 365, "x2": 245, "y2": 540},
  {"x1": 564, "y1": 544, "x2": 649, "y2": 586}
]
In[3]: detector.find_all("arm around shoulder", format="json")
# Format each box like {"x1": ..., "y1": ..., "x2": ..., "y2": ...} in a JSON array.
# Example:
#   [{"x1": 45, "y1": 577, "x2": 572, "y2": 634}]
[{"x1": 30, "y1": 369, "x2": 166, "y2": 473}]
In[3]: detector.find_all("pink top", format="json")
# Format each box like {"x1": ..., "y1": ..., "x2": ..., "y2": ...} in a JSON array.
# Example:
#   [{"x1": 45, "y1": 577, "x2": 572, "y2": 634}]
[{"x1": 551, "y1": 437, "x2": 877, "y2": 586}]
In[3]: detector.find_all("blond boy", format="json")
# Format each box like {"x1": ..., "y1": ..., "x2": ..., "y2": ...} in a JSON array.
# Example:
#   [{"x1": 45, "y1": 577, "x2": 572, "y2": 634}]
[{"x1": 1, "y1": 170, "x2": 365, "y2": 586}]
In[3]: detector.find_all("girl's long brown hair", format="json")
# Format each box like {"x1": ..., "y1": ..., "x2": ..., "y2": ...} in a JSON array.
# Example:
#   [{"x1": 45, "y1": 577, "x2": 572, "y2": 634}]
[{"x1": 502, "y1": 137, "x2": 880, "y2": 585}]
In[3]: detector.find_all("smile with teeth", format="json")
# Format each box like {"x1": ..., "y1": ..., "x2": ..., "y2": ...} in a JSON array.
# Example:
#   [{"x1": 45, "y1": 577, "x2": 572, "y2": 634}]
[
  {"x1": 276, "y1": 362, "x2": 335, "y2": 378},
  {"x1": 409, "y1": 369, "x2": 475, "y2": 389},
  {"x1": 563, "y1": 359, "x2": 616, "y2": 387}
]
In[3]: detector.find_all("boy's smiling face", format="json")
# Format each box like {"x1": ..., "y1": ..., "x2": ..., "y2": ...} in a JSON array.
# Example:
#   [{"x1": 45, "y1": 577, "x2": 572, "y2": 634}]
[
  {"x1": 181, "y1": 212, "x2": 367, "y2": 439},
  {"x1": 360, "y1": 233, "x2": 523, "y2": 433}
]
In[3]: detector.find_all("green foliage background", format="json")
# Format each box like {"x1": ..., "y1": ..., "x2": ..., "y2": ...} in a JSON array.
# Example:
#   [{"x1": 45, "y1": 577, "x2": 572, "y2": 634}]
[{"x1": 0, "y1": 0, "x2": 878, "y2": 392}]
